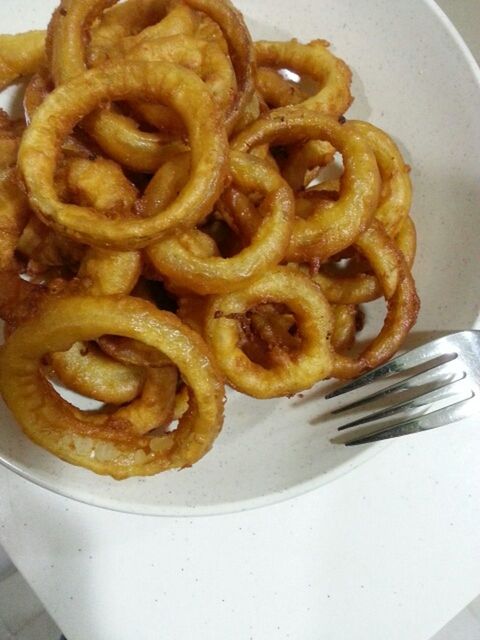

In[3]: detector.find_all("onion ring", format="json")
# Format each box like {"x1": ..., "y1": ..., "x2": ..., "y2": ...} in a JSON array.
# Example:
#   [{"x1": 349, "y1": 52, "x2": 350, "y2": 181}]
[
  {"x1": 46, "y1": 156, "x2": 144, "y2": 404},
  {"x1": 94, "y1": 3, "x2": 202, "y2": 137},
  {"x1": 312, "y1": 215, "x2": 417, "y2": 304},
  {"x1": 233, "y1": 109, "x2": 380, "y2": 261},
  {"x1": 329, "y1": 221, "x2": 420, "y2": 378},
  {"x1": 94, "y1": 2, "x2": 195, "y2": 62},
  {"x1": 48, "y1": 0, "x2": 250, "y2": 167},
  {"x1": 0, "y1": 0, "x2": 421, "y2": 477},
  {"x1": 255, "y1": 39, "x2": 352, "y2": 117},
  {"x1": 58, "y1": 259, "x2": 175, "y2": 413},
  {"x1": 84, "y1": 113, "x2": 186, "y2": 174},
  {"x1": 18, "y1": 61, "x2": 229, "y2": 249},
  {"x1": 48, "y1": 0, "x2": 190, "y2": 172},
  {"x1": 112, "y1": 364, "x2": 179, "y2": 436},
  {"x1": 0, "y1": 295, "x2": 225, "y2": 478},
  {"x1": 147, "y1": 151, "x2": 295, "y2": 294},
  {"x1": 332, "y1": 269, "x2": 419, "y2": 379},
  {"x1": 47, "y1": 0, "x2": 117, "y2": 85},
  {"x1": 204, "y1": 268, "x2": 333, "y2": 398}
]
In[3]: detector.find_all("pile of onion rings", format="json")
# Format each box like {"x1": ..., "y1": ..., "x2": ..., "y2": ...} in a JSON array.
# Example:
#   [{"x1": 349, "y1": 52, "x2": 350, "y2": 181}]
[{"x1": 0, "y1": 0, "x2": 419, "y2": 479}]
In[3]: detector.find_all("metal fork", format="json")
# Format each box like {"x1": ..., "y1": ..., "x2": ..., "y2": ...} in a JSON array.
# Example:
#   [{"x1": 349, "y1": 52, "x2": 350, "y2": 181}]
[{"x1": 326, "y1": 331, "x2": 480, "y2": 446}]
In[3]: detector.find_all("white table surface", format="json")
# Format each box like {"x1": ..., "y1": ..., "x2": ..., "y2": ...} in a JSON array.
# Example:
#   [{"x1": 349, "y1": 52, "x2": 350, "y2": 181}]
[{"x1": 1, "y1": 2, "x2": 479, "y2": 639}]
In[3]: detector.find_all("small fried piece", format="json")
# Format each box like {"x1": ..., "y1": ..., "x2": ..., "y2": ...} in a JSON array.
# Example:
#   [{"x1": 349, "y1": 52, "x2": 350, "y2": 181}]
[
  {"x1": 0, "y1": 110, "x2": 24, "y2": 170},
  {"x1": 0, "y1": 31, "x2": 46, "y2": 90}
]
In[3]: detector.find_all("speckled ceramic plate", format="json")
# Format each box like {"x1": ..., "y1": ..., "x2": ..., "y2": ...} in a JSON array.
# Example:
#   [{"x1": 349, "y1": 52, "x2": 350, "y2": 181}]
[{"x1": 0, "y1": 0, "x2": 479, "y2": 515}]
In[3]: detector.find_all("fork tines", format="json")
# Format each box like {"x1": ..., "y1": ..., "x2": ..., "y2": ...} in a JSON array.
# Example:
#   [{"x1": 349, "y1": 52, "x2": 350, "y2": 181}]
[{"x1": 326, "y1": 332, "x2": 479, "y2": 446}]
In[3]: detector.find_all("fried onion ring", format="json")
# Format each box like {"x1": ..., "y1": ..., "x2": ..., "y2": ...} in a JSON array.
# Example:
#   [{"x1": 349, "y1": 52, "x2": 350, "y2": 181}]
[
  {"x1": 312, "y1": 215, "x2": 417, "y2": 304},
  {"x1": 255, "y1": 39, "x2": 352, "y2": 117},
  {"x1": 0, "y1": 295, "x2": 225, "y2": 478},
  {"x1": 204, "y1": 268, "x2": 333, "y2": 398},
  {"x1": 329, "y1": 221, "x2": 420, "y2": 378},
  {"x1": 47, "y1": 159, "x2": 144, "y2": 404},
  {"x1": 18, "y1": 61, "x2": 228, "y2": 249},
  {"x1": 95, "y1": 2, "x2": 202, "y2": 143},
  {"x1": 48, "y1": 0, "x2": 119, "y2": 84},
  {"x1": 332, "y1": 269, "x2": 419, "y2": 379},
  {"x1": 0, "y1": 0, "x2": 421, "y2": 477},
  {"x1": 233, "y1": 109, "x2": 380, "y2": 261},
  {"x1": 147, "y1": 151, "x2": 295, "y2": 294},
  {"x1": 48, "y1": 0, "x2": 191, "y2": 171}
]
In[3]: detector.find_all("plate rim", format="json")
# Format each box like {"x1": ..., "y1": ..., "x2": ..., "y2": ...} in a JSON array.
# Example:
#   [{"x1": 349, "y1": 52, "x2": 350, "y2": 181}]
[
  {"x1": 0, "y1": 440, "x2": 391, "y2": 516},
  {"x1": 0, "y1": 0, "x2": 479, "y2": 517}
]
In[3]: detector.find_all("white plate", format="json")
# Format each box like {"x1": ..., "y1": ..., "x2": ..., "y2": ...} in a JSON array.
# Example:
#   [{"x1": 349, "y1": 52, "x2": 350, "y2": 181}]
[{"x1": 0, "y1": 0, "x2": 479, "y2": 516}]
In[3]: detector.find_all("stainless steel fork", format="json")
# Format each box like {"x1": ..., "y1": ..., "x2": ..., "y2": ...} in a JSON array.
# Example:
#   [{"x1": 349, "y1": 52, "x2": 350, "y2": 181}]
[{"x1": 326, "y1": 331, "x2": 480, "y2": 446}]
